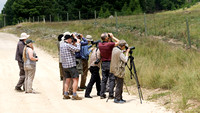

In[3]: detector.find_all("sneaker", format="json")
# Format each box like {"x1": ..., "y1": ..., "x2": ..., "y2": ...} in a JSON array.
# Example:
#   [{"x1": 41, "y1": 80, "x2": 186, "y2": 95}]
[
  {"x1": 114, "y1": 99, "x2": 126, "y2": 104},
  {"x1": 80, "y1": 86, "x2": 87, "y2": 89},
  {"x1": 77, "y1": 87, "x2": 84, "y2": 91},
  {"x1": 85, "y1": 95, "x2": 92, "y2": 98},
  {"x1": 72, "y1": 95, "x2": 82, "y2": 100},
  {"x1": 15, "y1": 87, "x2": 24, "y2": 92},
  {"x1": 63, "y1": 95, "x2": 71, "y2": 99},
  {"x1": 108, "y1": 95, "x2": 114, "y2": 99},
  {"x1": 121, "y1": 99, "x2": 126, "y2": 102},
  {"x1": 100, "y1": 94, "x2": 106, "y2": 99}
]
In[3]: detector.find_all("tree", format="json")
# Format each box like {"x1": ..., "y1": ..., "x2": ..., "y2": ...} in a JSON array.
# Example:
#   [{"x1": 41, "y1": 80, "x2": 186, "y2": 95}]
[
  {"x1": 133, "y1": 0, "x2": 142, "y2": 14},
  {"x1": 2, "y1": 0, "x2": 15, "y2": 25},
  {"x1": 104, "y1": 8, "x2": 111, "y2": 18},
  {"x1": 145, "y1": 0, "x2": 156, "y2": 13},
  {"x1": 1, "y1": 0, "x2": 200, "y2": 25},
  {"x1": 0, "y1": 14, "x2": 3, "y2": 27},
  {"x1": 121, "y1": 2, "x2": 132, "y2": 15},
  {"x1": 98, "y1": 7, "x2": 104, "y2": 18}
]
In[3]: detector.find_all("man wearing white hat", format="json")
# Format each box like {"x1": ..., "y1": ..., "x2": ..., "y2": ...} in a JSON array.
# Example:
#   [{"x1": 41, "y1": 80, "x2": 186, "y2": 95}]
[
  {"x1": 80, "y1": 35, "x2": 93, "y2": 89},
  {"x1": 15, "y1": 33, "x2": 30, "y2": 91}
]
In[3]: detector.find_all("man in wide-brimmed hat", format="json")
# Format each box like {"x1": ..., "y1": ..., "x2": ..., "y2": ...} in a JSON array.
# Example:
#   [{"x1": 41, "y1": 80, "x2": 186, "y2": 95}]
[
  {"x1": 79, "y1": 35, "x2": 94, "y2": 90},
  {"x1": 15, "y1": 32, "x2": 30, "y2": 91}
]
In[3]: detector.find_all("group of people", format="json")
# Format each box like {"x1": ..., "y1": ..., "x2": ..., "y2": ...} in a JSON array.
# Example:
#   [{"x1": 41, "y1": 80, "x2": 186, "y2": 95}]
[
  {"x1": 58, "y1": 32, "x2": 130, "y2": 103},
  {"x1": 14, "y1": 31, "x2": 130, "y2": 103},
  {"x1": 15, "y1": 33, "x2": 38, "y2": 93}
]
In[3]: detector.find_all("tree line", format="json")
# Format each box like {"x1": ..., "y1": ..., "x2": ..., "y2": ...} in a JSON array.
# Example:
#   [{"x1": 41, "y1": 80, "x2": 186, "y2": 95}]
[{"x1": 1, "y1": 0, "x2": 199, "y2": 25}]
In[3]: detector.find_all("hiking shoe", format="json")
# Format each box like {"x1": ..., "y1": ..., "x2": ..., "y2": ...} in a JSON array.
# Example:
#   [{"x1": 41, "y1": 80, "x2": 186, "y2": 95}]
[
  {"x1": 72, "y1": 95, "x2": 82, "y2": 100},
  {"x1": 85, "y1": 95, "x2": 92, "y2": 98},
  {"x1": 114, "y1": 99, "x2": 126, "y2": 104},
  {"x1": 77, "y1": 87, "x2": 84, "y2": 91},
  {"x1": 15, "y1": 87, "x2": 24, "y2": 92},
  {"x1": 100, "y1": 94, "x2": 106, "y2": 99},
  {"x1": 108, "y1": 96, "x2": 114, "y2": 99},
  {"x1": 121, "y1": 99, "x2": 126, "y2": 102},
  {"x1": 80, "y1": 86, "x2": 87, "y2": 89},
  {"x1": 63, "y1": 95, "x2": 71, "y2": 99}
]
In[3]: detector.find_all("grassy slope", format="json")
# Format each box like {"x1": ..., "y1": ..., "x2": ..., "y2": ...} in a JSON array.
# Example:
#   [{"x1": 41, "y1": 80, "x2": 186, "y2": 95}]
[{"x1": 2, "y1": 3, "x2": 200, "y2": 112}]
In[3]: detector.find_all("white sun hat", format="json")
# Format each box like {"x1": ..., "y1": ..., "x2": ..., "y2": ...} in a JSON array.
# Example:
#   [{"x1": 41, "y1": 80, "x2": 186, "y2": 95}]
[
  {"x1": 19, "y1": 33, "x2": 30, "y2": 40},
  {"x1": 86, "y1": 35, "x2": 93, "y2": 41},
  {"x1": 63, "y1": 31, "x2": 71, "y2": 36}
]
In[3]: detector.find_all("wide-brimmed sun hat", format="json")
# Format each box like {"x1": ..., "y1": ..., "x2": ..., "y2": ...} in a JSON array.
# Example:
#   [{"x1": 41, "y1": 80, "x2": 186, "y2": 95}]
[
  {"x1": 19, "y1": 33, "x2": 30, "y2": 40},
  {"x1": 86, "y1": 35, "x2": 93, "y2": 41},
  {"x1": 63, "y1": 31, "x2": 71, "y2": 36},
  {"x1": 119, "y1": 40, "x2": 128, "y2": 47}
]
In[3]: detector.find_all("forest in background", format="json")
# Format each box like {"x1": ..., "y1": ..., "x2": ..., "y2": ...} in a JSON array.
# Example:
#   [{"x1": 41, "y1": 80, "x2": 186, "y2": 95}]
[{"x1": 1, "y1": 0, "x2": 200, "y2": 25}]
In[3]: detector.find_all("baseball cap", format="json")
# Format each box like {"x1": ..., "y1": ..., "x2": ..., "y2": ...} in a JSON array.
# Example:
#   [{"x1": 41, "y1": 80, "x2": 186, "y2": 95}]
[{"x1": 25, "y1": 39, "x2": 35, "y2": 44}]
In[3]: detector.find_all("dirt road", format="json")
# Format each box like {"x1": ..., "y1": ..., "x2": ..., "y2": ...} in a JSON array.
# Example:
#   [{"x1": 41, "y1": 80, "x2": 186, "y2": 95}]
[{"x1": 0, "y1": 32, "x2": 173, "y2": 113}]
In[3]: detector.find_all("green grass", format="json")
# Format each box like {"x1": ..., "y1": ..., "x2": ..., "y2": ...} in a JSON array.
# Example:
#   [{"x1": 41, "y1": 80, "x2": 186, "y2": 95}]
[
  {"x1": 147, "y1": 92, "x2": 171, "y2": 100},
  {"x1": 2, "y1": 3, "x2": 200, "y2": 111}
]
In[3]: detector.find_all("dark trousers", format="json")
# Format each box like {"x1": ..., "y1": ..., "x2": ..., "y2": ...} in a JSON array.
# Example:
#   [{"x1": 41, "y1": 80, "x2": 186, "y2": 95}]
[
  {"x1": 85, "y1": 66, "x2": 101, "y2": 96},
  {"x1": 115, "y1": 77, "x2": 124, "y2": 100},
  {"x1": 80, "y1": 59, "x2": 88, "y2": 88},
  {"x1": 16, "y1": 61, "x2": 25, "y2": 88},
  {"x1": 100, "y1": 62, "x2": 115, "y2": 97}
]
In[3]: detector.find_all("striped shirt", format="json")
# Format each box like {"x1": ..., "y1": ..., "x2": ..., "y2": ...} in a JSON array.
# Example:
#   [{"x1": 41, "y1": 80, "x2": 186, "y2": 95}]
[{"x1": 60, "y1": 42, "x2": 80, "y2": 68}]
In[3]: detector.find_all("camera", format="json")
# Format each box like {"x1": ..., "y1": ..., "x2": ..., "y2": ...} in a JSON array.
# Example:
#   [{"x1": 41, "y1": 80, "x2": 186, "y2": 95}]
[
  {"x1": 76, "y1": 34, "x2": 82, "y2": 39},
  {"x1": 72, "y1": 37, "x2": 77, "y2": 43},
  {"x1": 130, "y1": 46, "x2": 135, "y2": 50},
  {"x1": 125, "y1": 46, "x2": 135, "y2": 54},
  {"x1": 108, "y1": 34, "x2": 111, "y2": 38},
  {"x1": 35, "y1": 56, "x2": 38, "y2": 61},
  {"x1": 91, "y1": 40, "x2": 101, "y2": 47},
  {"x1": 94, "y1": 59, "x2": 100, "y2": 64}
]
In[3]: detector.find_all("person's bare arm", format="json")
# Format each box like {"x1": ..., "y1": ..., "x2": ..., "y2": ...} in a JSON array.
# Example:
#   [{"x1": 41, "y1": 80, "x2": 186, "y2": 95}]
[
  {"x1": 108, "y1": 33, "x2": 119, "y2": 46},
  {"x1": 28, "y1": 48, "x2": 38, "y2": 61}
]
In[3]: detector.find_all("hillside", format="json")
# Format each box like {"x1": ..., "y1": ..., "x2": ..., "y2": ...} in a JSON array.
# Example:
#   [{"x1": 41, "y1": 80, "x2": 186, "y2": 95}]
[{"x1": 1, "y1": 3, "x2": 200, "y2": 112}]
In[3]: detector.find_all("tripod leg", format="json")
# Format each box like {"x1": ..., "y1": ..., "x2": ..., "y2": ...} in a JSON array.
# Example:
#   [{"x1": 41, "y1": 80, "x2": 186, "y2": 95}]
[
  {"x1": 106, "y1": 97, "x2": 109, "y2": 102},
  {"x1": 124, "y1": 82, "x2": 130, "y2": 95},
  {"x1": 132, "y1": 57, "x2": 143, "y2": 104}
]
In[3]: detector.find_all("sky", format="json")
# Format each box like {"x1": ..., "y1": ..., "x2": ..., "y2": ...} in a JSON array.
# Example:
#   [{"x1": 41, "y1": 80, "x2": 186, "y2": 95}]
[{"x1": 0, "y1": 0, "x2": 7, "y2": 13}]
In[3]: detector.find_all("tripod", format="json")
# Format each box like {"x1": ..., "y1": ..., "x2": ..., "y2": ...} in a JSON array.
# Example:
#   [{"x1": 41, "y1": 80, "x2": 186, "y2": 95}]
[{"x1": 126, "y1": 51, "x2": 143, "y2": 104}]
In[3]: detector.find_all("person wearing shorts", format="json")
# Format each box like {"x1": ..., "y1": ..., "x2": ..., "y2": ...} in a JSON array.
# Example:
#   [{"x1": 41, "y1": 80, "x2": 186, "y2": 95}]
[{"x1": 60, "y1": 33, "x2": 82, "y2": 100}]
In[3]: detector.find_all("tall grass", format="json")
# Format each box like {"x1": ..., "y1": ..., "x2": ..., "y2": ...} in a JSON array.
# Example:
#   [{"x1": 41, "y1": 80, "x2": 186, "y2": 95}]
[{"x1": 2, "y1": 5, "x2": 200, "y2": 111}]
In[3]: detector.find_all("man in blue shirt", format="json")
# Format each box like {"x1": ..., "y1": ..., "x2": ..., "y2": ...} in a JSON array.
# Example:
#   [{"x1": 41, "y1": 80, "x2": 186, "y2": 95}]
[
  {"x1": 80, "y1": 35, "x2": 93, "y2": 89},
  {"x1": 74, "y1": 34, "x2": 89, "y2": 90}
]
